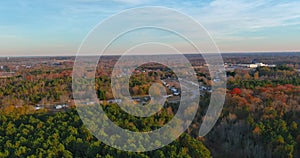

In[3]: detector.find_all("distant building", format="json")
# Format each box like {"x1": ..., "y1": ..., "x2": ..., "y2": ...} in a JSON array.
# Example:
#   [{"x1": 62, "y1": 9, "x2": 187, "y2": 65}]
[
  {"x1": 200, "y1": 86, "x2": 207, "y2": 91},
  {"x1": 34, "y1": 105, "x2": 44, "y2": 110},
  {"x1": 55, "y1": 104, "x2": 68, "y2": 109},
  {"x1": 237, "y1": 62, "x2": 276, "y2": 68},
  {"x1": 24, "y1": 65, "x2": 32, "y2": 69},
  {"x1": 55, "y1": 105, "x2": 63, "y2": 109},
  {"x1": 173, "y1": 92, "x2": 180, "y2": 96},
  {"x1": 107, "y1": 99, "x2": 121, "y2": 104},
  {"x1": 249, "y1": 64, "x2": 259, "y2": 68}
]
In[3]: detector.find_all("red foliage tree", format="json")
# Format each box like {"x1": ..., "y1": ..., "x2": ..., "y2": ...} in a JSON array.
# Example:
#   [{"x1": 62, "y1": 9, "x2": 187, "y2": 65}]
[{"x1": 231, "y1": 87, "x2": 242, "y2": 95}]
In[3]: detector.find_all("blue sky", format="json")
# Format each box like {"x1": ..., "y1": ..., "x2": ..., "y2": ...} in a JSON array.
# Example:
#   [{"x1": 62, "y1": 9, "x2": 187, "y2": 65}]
[{"x1": 0, "y1": 0, "x2": 300, "y2": 56}]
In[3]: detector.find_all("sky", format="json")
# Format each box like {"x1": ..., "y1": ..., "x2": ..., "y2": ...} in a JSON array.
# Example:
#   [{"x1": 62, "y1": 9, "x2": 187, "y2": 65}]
[{"x1": 0, "y1": 0, "x2": 300, "y2": 56}]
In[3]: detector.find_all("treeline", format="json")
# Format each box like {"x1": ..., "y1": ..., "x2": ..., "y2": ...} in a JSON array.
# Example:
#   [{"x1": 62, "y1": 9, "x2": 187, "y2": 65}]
[
  {"x1": 227, "y1": 65, "x2": 300, "y2": 89},
  {"x1": 228, "y1": 77, "x2": 300, "y2": 89},
  {"x1": 0, "y1": 108, "x2": 211, "y2": 158},
  {"x1": 0, "y1": 76, "x2": 72, "y2": 107}
]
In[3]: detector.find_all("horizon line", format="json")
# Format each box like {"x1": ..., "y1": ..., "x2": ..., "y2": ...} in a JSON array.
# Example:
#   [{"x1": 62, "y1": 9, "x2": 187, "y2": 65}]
[{"x1": 0, "y1": 51, "x2": 299, "y2": 58}]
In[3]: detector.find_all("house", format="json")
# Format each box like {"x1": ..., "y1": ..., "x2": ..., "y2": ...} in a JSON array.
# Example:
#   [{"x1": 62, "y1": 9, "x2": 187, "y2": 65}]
[
  {"x1": 200, "y1": 86, "x2": 207, "y2": 91},
  {"x1": 34, "y1": 105, "x2": 44, "y2": 110},
  {"x1": 170, "y1": 87, "x2": 177, "y2": 92},
  {"x1": 25, "y1": 65, "x2": 32, "y2": 69},
  {"x1": 55, "y1": 105, "x2": 63, "y2": 109},
  {"x1": 213, "y1": 78, "x2": 221, "y2": 82},
  {"x1": 108, "y1": 99, "x2": 121, "y2": 104},
  {"x1": 86, "y1": 101, "x2": 95, "y2": 105},
  {"x1": 173, "y1": 92, "x2": 180, "y2": 96}
]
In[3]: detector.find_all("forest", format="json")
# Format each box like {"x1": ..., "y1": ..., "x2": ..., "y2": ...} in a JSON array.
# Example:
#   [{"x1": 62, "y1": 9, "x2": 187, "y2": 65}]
[
  {"x1": 0, "y1": 56, "x2": 300, "y2": 157},
  {"x1": 0, "y1": 108, "x2": 210, "y2": 157}
]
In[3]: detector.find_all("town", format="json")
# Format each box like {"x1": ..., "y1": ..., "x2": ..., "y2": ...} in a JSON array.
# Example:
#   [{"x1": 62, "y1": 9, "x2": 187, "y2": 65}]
[{"x1": 1, "y1": 53, "x2": 300, "y2": 113}]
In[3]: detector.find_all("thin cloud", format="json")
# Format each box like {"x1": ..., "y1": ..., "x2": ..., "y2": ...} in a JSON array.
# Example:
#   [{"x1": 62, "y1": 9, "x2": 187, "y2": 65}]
[{"x1": 194, "y1": 0, "x2": 300, "y2": 35}]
